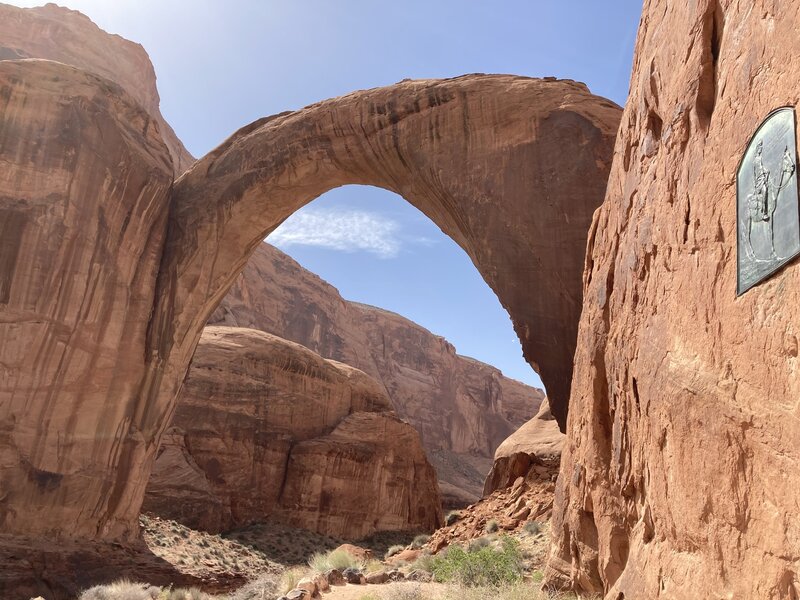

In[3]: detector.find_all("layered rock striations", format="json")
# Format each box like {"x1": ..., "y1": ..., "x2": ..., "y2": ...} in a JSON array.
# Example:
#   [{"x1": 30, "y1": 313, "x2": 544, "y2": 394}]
[
  {"x1": 483, "y1": 397, "x2": 564, "y2": 496},
  {"x1": 143, "y1": 326, "x2": 442, "y2": 539},
  {"x1": 548, "y1": 2, "x2": 800, "y2": 599},
  {"x1": 0, "y1": 2, "x2": 193, "y2": 173},
  {"x1": 0, "y1": 59, "x2": 174, "y2": 540},
  {"x1": 211, "y1": 242, "x2": 545, "y2": 504}
]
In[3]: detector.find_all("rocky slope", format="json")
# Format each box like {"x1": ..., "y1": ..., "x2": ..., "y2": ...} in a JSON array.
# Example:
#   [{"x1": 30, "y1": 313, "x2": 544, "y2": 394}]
[
  {"x1": 144, "y1": 326, "x2": 442, "y2": 539},
  {"x1": 0, "y1": 2, "x2": 193, "y2": 172},
  {"x1": 483, "y1": 398, "x2": 564, "y2": 496},
  {"x1": 548, "y1": 1, "x2": 800, "y2": 599},
  {"x1": 211, "y1": 242, "x2": 545, "y2": 504}
]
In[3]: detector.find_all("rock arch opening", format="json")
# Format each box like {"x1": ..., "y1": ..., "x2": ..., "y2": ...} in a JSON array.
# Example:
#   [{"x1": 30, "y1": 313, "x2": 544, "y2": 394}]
[{"x1": 0, "y1": 65, "x2": 620, "y2": 541}]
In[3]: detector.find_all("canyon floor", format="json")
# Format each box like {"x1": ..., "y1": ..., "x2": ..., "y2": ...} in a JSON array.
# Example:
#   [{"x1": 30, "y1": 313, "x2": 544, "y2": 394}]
[{"x1": 69, "y1": 466, "x2": 562, "y2": 600}]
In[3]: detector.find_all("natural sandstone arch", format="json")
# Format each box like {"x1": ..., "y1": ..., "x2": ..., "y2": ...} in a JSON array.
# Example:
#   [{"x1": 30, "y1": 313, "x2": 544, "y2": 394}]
[
  {"x1": 0, "y1": 65, "x2": 620, "y2": 541},
  {"x1": 146, "y1": 74, "x2": 621, "y2": 431}
]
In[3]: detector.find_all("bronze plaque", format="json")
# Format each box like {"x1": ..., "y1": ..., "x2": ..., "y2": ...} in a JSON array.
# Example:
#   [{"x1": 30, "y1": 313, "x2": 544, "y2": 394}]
[{"x1": 737, "y1": 107, "x2": 800, "y2": 295}]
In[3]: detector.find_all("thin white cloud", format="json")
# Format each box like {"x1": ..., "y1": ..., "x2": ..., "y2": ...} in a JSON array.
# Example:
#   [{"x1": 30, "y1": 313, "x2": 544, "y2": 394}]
[{"x1": 267, "y1": 208, "x2": 403, "y2": 258}]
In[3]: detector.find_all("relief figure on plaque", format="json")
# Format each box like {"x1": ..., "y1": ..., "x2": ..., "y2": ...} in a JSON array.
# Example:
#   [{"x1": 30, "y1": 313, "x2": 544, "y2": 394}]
[{"x1": 745, "y1": 141, "x2": 796, "y2": 261}]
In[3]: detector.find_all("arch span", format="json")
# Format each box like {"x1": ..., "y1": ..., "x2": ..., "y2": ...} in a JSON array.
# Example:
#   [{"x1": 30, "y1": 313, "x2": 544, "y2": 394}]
[{"x1": 146, "y1": 74, "x2": 621, "y2": 437}]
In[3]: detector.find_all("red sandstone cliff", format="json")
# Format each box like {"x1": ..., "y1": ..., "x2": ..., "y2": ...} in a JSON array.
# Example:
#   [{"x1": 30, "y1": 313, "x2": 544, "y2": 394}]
[
  {"x1": 0, "y1": 2, "x2": 193, "y2": 173},
  {"x1": 548, "y1": 2, "x2": 800, "y2": 599},
  {"x1": 144, "y1": 326, "x2": 442, "y2": 539},
  {"x1": 210, "y1": 242, "x2": 546, "y2": 505}
]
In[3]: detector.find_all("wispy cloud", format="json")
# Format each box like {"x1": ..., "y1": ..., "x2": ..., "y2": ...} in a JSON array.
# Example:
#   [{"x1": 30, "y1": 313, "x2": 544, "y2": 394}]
[{"x1": 267, "y1": 207, "x2": 405, "y2": 258}]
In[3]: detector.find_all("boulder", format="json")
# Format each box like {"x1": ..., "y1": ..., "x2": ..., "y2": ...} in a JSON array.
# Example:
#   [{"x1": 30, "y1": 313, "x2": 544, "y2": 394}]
[
  {"x1": 483, "y1": 398, "x2": 565, "y2": 495},
  {"x1": 342, "y1": 569, "x2": 365, "y2": 585},
  {"x1": 144, "y1": 327, "x2": 442, "y2": 538},
  {"x1": 324, "y1": 569, "x2": 345, "y2": 587},
  {"x1": 365, "y1": 571, "x2": 390, "y2": 585}
]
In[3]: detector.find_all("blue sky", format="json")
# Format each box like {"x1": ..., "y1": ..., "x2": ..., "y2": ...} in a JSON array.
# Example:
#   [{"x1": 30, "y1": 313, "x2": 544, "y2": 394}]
[{"x1": 8, "y1": 1, "x2": 642, "y2": 389}]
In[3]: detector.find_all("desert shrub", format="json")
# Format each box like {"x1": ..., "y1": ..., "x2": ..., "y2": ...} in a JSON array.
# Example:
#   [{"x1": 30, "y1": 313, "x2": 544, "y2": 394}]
[
  {"x1": 484, "y1": 519, "x2": 499, "y2": 534},
  {"x1": 467, "y1": 535, "x2": 494, "y2": 552},
  {"x1": 364, "y1": 558, "x2": 385, "y2": 573},
  {"x1": 79, "y1": 580, "x2": 160, "y2": 600},
  {"x1": 523, "y1": 521, "x2": 542, "y2": 536},
  {"x1": 445, "y1": 511, "x2": 461, "y2": 526},
  {"x1": 226, "y1": 573, "x2": 280, "y2": 600},
  {"x1": 430, "y1": 536, "x2": 523, "y2": 587},
  {"x1": 278, "y1": 566, "x2": 308, "y2": 593},
  {"x1": 161, "y1": 588, "x2": 215, "y2": 600},
  {"x1": 411, "y1": 551, "x2": 435, "y2": 573},
  {"x1": 410, "y1": 534, "x2": 430, "y2": 549},
  {"x1": 385, "y1": 544, "x2": 405, "y2": 559},
  {"x1": 383, "y1": 585, "x2": 429, "y2": 600},
  {"x1": 308, "y1": 548, "x2": 361, "y2": 572}
]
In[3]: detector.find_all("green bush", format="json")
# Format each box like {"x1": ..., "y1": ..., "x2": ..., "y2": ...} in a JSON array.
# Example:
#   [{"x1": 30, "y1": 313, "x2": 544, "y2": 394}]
[
  {"x1": 430, "y1": 536, "x2": 523, "y2": 587},
  {"x1": 411, "y1": 550, "x2": 435, "y2": 573},
  {"x1": 484, "y1": 519, "x2": 499, "y2": 534},
  {"x1": 445, "y1": 510, "x2": 461, "y2": 526}
]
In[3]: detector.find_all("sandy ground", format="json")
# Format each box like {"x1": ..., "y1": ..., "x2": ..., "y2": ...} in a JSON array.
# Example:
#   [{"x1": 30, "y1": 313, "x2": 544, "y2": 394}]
[{"x1": 321, "y1": 581, "x2": 449, "y2": 599}]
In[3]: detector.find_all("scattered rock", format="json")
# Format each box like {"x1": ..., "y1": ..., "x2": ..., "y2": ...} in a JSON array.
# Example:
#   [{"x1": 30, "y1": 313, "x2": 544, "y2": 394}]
[
  {"x1": 406, "y1": 570, "x2": 433, "y2": 583},
  {"x1": 313, "y1": 572, "x2": 330, "y2": 593},
  {"x1": 342, "y1": 568, "x2": 366, "y2": 585},
  {"x1": 325, "y1": 569, "x2": 345, "y2": 586},
  {"x1": 365, "y1": 570, "x2": 390, "y2": 584},
  {"x1": 295, "y1": 577, "x2": 317, "y2": 597}
]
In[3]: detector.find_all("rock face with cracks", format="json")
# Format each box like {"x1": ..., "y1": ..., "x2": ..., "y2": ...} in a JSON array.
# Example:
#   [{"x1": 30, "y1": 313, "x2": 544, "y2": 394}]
[
  {"x1": 548, "y1": 2, "x2": 800, "y2": 599},
  {"x1": 144, "y1": 326, "x2": 442, "y2": 538},
  {"x1": 0, "y1": 30, "x2": 620, "y2": 544},
  {"x1": 211, "y1": 242, "x2": 545, "y2": 504},
  {"x1": 0, "y1": 2, "x2": 194, "y2": 173}
]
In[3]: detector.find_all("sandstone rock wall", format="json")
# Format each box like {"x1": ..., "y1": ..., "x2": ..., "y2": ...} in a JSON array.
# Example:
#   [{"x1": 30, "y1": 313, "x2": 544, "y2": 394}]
[
  {"x1": 0, "y1": 59, "x2": 173, "y2": 540},
  {"x1": 548, "y1": 2, "x2": 800, "y2": 598},
  {"x1": 212, "y1": 242, "x2": 545, "y2": 504},
  {"x1": 0, "y1": 3, "x2": 194, "y2": 173},
  {"x1": 144, "y1": 326, "x2": 442, "y2": 538}
]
